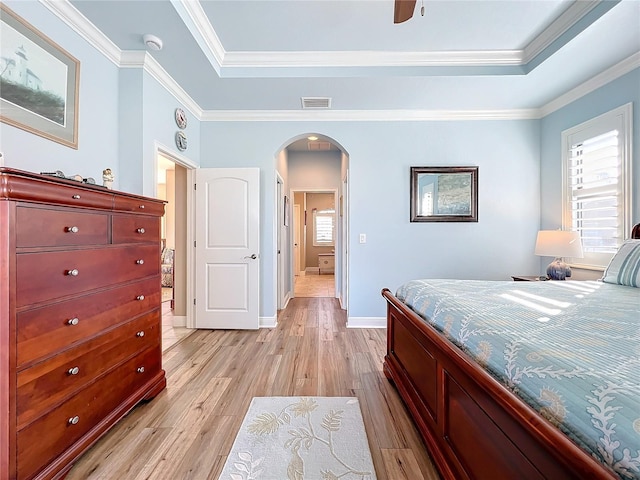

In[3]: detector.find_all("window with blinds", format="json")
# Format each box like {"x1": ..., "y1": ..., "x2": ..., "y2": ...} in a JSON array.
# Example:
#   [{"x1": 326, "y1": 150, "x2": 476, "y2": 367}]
[
  {"x1": 562, "y1": 104, "x2": 632, "y2": 269},
  {"x1": 313, "y1": 209, "x2": 335, "y2": 246}
]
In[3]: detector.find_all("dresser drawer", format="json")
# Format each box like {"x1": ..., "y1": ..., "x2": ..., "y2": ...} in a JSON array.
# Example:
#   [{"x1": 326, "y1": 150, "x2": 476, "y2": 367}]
[
  {"x1": 113, "y1": 195, "x2": 165, "y2": 216},
  {"x1": 17, "y1": 346, "x2": 161, "y2": 480},
  {"x1": 112, "y1": 214, "x2": 161, "y2": 244},
  {"x1": 16, "y1": 206, "x2": 109, "y2": 248},
  {"x1": 16, "y1": 245, "x2": 159, "y2": 307},
  {"x1": 3, "y1": 174, "x2": 114, "y2": 210},
  {"x1": 17, "y1": 310, "x2": 160, "y2": 429},
  {"x1": 17, "y1": 277, "x2": 160, "y2": 368}
]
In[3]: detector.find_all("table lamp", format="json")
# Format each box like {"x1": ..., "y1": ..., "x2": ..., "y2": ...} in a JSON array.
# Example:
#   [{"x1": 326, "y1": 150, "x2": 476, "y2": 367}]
[{"x1": 534, "y1": 230, "x2": 584, "y2": 280}]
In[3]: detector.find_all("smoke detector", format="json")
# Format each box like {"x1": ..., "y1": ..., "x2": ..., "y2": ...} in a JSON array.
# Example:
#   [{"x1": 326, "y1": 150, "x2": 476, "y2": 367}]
[{"x1": 143, "y1": 34, "x2": 163, "y2": 51}]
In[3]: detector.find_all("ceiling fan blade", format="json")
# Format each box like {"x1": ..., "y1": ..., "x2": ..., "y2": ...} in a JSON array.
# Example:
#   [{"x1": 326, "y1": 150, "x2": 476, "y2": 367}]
[{"x1": 394, "y1": 0, "x2": 417, "y2": 24}]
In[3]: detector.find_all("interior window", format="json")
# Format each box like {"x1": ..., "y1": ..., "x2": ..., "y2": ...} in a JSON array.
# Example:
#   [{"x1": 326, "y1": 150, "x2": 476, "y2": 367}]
[
  {"x1": 562, "y1": 103, "x2": 632, "y2": 269},
  {"x1": 313, "y1": 208, "x2": 335, "y2": 246}
]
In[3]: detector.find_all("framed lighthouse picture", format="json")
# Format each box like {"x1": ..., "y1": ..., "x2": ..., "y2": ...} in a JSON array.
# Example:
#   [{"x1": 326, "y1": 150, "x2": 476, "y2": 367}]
[{"x1": 0, "y1": 4, "x2": 80, "y2": 148}]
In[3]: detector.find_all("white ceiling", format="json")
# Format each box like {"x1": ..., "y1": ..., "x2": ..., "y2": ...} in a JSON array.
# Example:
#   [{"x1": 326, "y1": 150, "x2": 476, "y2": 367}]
[{"x1": 67, "y1": 0, "x2": 640, "y2": 113}]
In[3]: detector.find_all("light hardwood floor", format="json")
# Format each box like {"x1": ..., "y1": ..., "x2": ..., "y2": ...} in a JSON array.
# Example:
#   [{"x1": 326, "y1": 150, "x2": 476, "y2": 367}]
[
  {"x1": 294, "y1": 273, "x2": 335, "y2": 298},
  {"x1": 161, "y1": 296, "x2": 192, "y2": 351},
  {"x1": 66, "y1": 297, "x2": 440, "y2": 480}
]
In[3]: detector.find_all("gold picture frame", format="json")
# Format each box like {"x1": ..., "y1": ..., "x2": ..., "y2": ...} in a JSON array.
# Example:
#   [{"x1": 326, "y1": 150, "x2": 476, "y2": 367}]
[{"x1": 0, "y1": 5, "x2": 80, "y2": 148}]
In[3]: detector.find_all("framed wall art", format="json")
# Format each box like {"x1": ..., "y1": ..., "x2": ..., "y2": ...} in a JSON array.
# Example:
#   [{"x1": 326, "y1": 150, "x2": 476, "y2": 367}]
[
  {"x1": 0, "y1": 4, "x2": 80, "y2": 148},
  {"x1": 410, "y1": 166, "x2": 478, "y2": 222}
]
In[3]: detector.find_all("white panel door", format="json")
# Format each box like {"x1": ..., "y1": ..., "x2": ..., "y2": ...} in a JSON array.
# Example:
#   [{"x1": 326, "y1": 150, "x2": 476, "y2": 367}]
[{"x1": 195, "y1": 168, "x2": 260, "y2": 329}]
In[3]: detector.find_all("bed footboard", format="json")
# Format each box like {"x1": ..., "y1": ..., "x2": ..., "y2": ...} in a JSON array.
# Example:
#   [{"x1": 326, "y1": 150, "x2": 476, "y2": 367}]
[{"x1": 382, "y1": 288, "x2": 616, "y2": 480}]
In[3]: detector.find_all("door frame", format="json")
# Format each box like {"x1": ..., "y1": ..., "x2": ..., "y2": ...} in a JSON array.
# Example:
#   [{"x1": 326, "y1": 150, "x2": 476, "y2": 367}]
[
  {"x1": 288, "y1": 188, "x2": 339, "y2": 299},
  {"x1": 340, "y1": 172, "x2": 349, "y2": 310},
  {"x1": 153, "y1": 142, "x2": 197, "y2": 329},
  {"x1": 275, "y1": 172, "x2": 289, "y2": 310}
]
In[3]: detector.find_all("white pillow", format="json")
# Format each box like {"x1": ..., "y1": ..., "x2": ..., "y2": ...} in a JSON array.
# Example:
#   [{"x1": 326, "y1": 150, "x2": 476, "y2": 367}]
[{"x1": 602, "y1": 239, "x2": 640, "y2": 287}]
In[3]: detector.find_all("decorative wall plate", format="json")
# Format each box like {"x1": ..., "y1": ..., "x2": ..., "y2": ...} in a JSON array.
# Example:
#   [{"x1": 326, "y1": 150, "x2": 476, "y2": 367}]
[
  {"x1": 175, "y1": 108, "x2": 187, "y2": 129},
  {"x1": 175, "y1": 131, "x2": 187, "y2": 151}
]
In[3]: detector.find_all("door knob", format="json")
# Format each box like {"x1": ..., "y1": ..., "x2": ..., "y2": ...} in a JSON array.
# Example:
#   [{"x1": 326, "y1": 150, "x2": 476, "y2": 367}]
[{"x1": 244, "y1": 254, "x2": 258, "y2": 259}]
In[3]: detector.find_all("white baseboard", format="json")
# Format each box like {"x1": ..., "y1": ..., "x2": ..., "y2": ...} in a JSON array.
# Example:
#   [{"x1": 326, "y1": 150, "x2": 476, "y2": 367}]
[
  {"x1": 260, "y1": 315, "x2": 277, "y2": 328},
  {"x1": 172, "y1": 315, "x2": 187, "y2": 327},
  {"x1": 338, "y1": 294, "x2": 346, "y2": 310},
  {"x1": 346, "y1": 317, "x2": 386, "y2": 329},
  {"x1": 282, "y1": 291, "x2": 292, "y2": 310}
]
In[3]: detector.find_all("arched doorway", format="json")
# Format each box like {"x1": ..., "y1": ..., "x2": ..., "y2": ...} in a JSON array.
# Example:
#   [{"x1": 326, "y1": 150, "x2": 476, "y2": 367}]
[{"x1": 274, "y1": 133, "x2": 349, "y2": 312}]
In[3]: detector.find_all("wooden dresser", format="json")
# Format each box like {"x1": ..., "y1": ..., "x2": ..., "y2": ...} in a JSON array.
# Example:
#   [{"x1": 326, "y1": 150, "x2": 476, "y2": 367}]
[{"x1": 0, "y1": 168, "x2": 166, "y2": 480}]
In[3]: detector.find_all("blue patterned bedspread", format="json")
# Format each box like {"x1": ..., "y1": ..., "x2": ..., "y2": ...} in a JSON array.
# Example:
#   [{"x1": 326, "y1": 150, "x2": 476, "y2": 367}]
[{"x1": 395, "y1": 279, "x2": 640, "y2": 479}]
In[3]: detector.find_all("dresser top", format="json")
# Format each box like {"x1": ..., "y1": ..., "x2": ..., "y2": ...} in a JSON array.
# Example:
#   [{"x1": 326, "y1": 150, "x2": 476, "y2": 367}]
[{"x1": 0, "y1": 167, "x2": 165, "y2": 215}]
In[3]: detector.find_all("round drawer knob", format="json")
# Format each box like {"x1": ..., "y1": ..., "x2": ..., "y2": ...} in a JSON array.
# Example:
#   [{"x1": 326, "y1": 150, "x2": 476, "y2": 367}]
[
  {"x1": 67, "y1": 317, "x2": 79, "y2": 326},
  {"x1": 136, "y1": 331, "x2": 145, "y2": 337},
  {"x1": 67, "y1": 226, "x2": 79, "y2": 233},
  {"x1": 67, "y1": 269, "x2": 79, "y2": 276},
  {"x1": 68, "y1": 416, "x2": 80, "y2": 425},
  {"x1": 68, "y1": 366, "x2": 80, "y2": 375},
  {"x1": 72, "y1": 194, "x2": 81, "y2": 200},
  {"x1": 137, "y1": 366, "x2": 145, "y2": 373},
  {"x1": 136, "y1": 295, "x2": 145, "y2": 301},
  {"x1": 137, "y1": 228, "x2": 146, "y2": 234},
  {"x1": 139, "y1": 205, "x2": 145, "y2": 209},
  {"x1": 136, "y1": 259, "x2": 145, "y2": 265}
]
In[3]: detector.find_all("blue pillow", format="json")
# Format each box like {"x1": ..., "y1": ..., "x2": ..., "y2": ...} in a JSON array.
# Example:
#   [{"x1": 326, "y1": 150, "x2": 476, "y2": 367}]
[{"x1": 602, "y1": 239, "x2": 640, "y2": 287}]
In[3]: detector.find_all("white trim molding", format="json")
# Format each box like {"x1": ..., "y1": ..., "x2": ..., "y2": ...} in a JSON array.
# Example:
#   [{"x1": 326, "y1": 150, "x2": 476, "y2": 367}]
[
  {"x1": 540, "y1": 52, "x2": 640, "y2": 117},
  {"x1": 522, "y1": 0, "x2": 601, "y2": 64},
  {"x1": 201, "y1": 108, "x2": 541, "y2": 122},
  {"x1": 40, "y1": 0, "x2": 121, "y2": 65},
  {"x1": 260, "y1": 315, "x2": 278, "y2": 329},
  {"x1": 347, "y1": 317, "x2": 386, "y2": 329},
  {"x1": 42, "y1": 0, "x2": 638, "y2": 123}
]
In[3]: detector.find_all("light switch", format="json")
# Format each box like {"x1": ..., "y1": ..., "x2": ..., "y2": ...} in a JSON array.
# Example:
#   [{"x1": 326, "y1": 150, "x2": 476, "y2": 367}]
[{"x1": 359, "y1": 233, "x2": 366, "y2": 244}]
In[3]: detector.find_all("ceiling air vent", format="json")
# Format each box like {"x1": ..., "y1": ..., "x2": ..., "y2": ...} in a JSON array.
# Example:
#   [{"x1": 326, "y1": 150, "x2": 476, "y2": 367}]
[
  {"x1": 308, "y1": 141, "x2": 332, "y2": 151},
  {"x1": 301, "y1": 97, "x2": 332, "y2": 109}
]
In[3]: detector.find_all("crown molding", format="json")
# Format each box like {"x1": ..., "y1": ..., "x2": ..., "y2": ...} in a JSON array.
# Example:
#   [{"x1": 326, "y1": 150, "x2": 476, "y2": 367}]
[
  {"x1": 539, "y1": 52, "x2": 640, "y2": 117},
  {"x1": 221, "y1": 50, "x2": 524, "y2": 70},
  {"x1": 182, "y1": 0, "x2": 609, "y2": 74},
  {"x1": 200, "y1": 109, "x2": 540, "y2": 122},
  {"x1": 43, "y1": 0, "x2": 202, "y2": 118},
  {"x1": 171, "y1": 0, "x2": 224, "y2": 74},
  {"x1": 523, "y1": 0, "x2": 600, "y2": 64},
  {"x1": 41, "y1": 0, "x2": 636, "y2": 124},
  {"x1": 39, "y1": 0, "x2": 121, "y2": 66},
  {"x1": 120, "y1": 52, "x2": 203, "y2": 118},
  {"x1": 119, "y1": 51, "x2": 147, "y2": 68}
]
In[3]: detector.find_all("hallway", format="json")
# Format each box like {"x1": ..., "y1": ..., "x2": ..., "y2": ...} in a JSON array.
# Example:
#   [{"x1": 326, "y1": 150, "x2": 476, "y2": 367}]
[{"x1": 294, "y1": 273, "x2": 335, "y2": 297}]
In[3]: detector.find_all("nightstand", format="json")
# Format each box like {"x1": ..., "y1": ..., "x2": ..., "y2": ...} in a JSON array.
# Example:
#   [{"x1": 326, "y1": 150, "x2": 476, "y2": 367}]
[{"x1": 511, "y1": 275, "x2": 549, "y2": 281}]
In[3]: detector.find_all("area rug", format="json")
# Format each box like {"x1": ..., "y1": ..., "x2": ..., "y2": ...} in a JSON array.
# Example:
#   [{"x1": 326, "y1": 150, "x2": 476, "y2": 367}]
[{"x1": 219, "y1": 397, "x2": 377, "y2": 480}]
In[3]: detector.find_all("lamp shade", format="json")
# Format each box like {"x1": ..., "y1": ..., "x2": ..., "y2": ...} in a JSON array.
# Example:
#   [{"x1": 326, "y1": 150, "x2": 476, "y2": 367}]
[{"x1": 534, "y1": 230, "x2": 584, "y2": 258}]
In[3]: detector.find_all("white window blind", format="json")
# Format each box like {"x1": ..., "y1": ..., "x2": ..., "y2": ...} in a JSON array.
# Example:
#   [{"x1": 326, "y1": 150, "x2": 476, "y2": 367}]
[
  {"x1": 313, "y1": 209, "x2": 335, "y2": 246},
  {"x1": 562, "y1": 103, "x2": 632, "y2": 269},
  {"x1": 569, "y1": 130, "x2": 620, "y2": 252}
]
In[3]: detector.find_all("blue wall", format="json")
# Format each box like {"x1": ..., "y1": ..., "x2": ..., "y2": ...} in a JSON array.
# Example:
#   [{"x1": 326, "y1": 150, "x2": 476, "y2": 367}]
[
  {"x1": 540, "y1": 69, "x2": 640, "y2": 230},
  {"x1": 1, "y1": 1, "x2": 119, "y2": 182},
  {"x1": 200, "y1": 120, "x2": 541, "y2": 318},
  {"x1": 2, "y1": 1, "x2": 637, "y2": 321},
  {"x1": 1, "y1": 1, "x2": 199, "y2": 194}
]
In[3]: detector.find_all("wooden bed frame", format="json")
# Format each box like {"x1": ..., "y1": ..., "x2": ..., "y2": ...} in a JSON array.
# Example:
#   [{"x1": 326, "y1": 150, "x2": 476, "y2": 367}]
[{"x1": 382, "y1": 224, "x2": 640, "y2": 480}]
